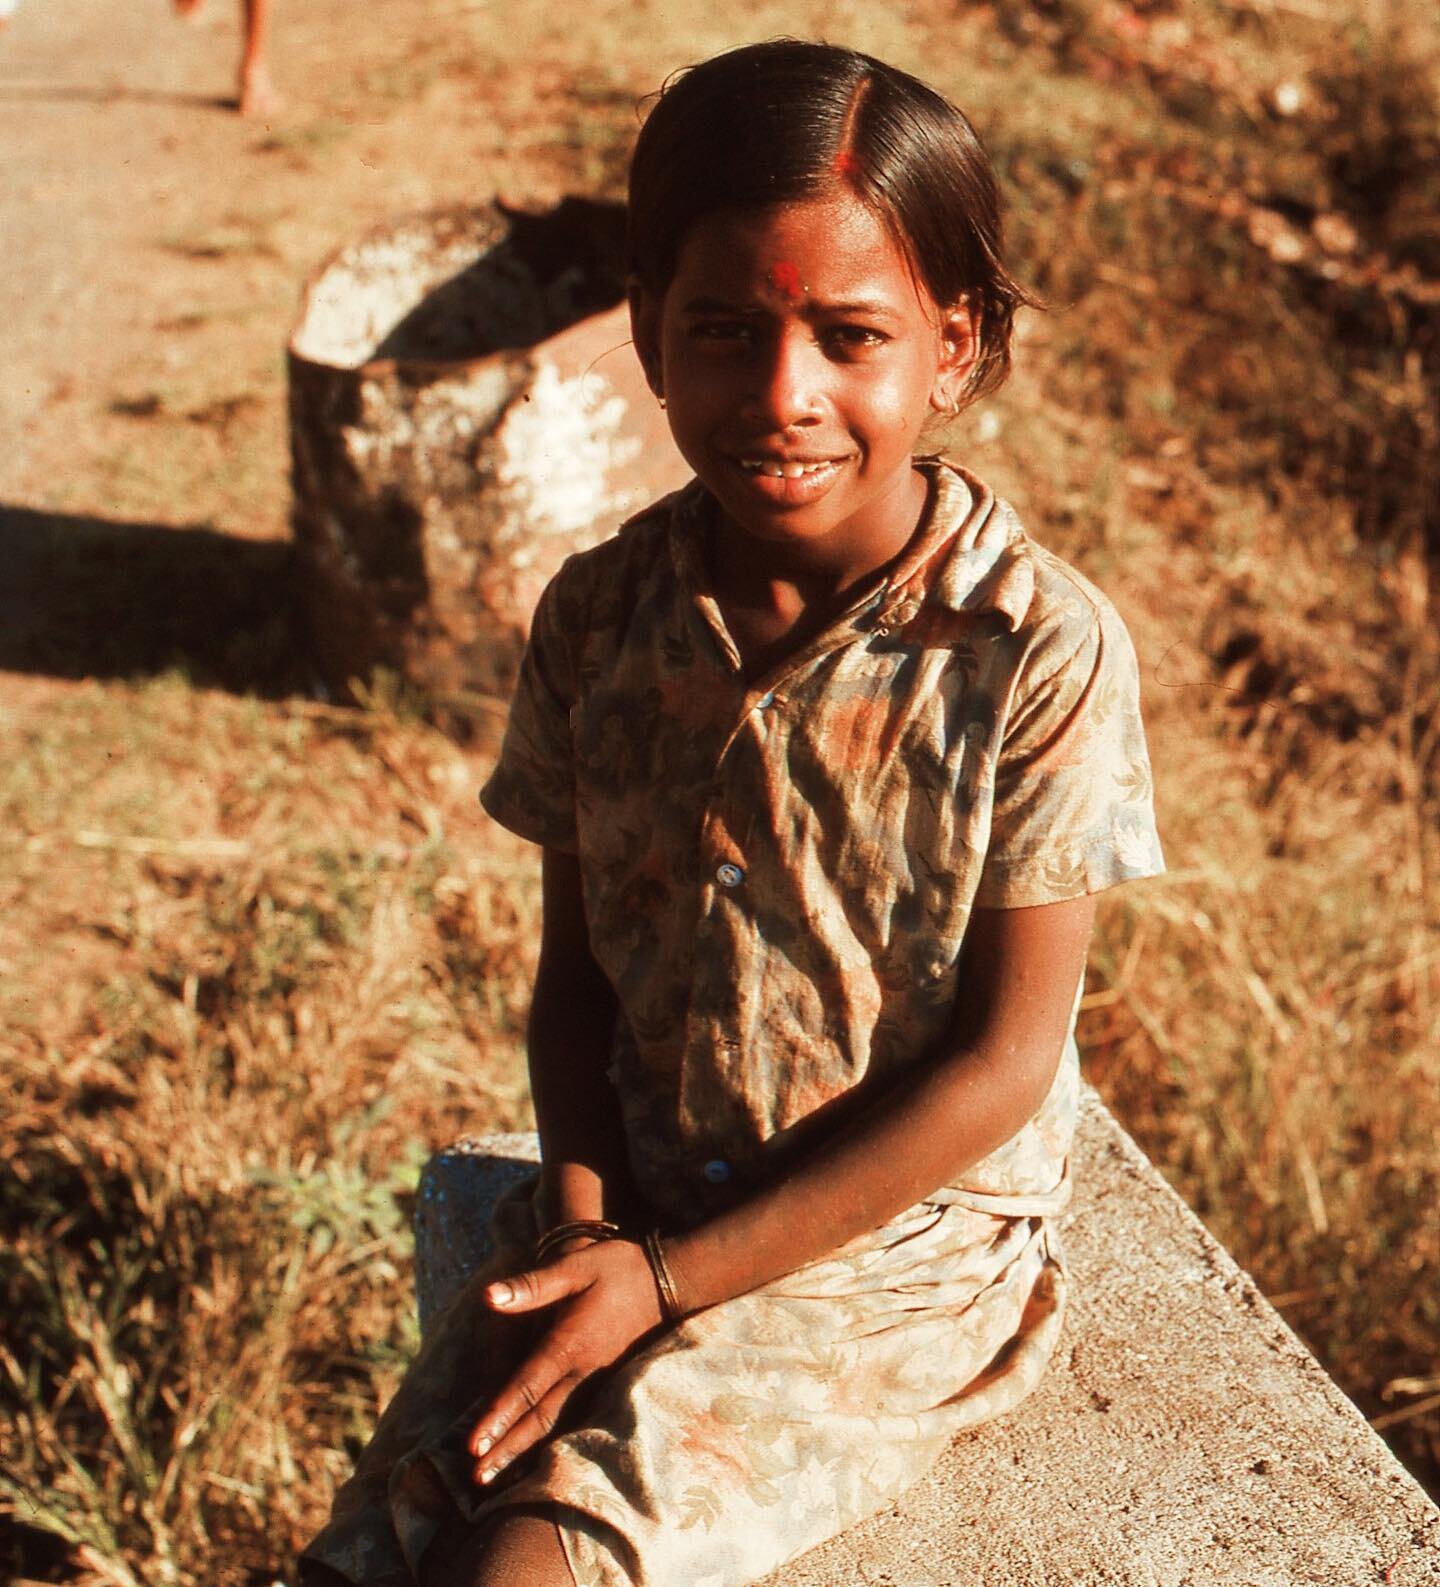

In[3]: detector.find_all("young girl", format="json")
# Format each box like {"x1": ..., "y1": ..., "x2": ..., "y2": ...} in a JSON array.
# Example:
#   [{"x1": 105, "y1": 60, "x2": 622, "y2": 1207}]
[{"x1": 301, "y1": 38, "x2": 1163, "y2": 1587}]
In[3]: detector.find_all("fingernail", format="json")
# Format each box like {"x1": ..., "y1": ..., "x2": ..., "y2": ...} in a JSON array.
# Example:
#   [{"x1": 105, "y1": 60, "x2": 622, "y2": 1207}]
[
  {"x1": 473, "y1": 1434, "x2": 492, "y2": 1457},
  {"x1": 489, "y1": 1282, "x2": 513, "y2": 1306},
  {"x1": 477, "y1": 1465, "x2": 494, "y2": 1485}
]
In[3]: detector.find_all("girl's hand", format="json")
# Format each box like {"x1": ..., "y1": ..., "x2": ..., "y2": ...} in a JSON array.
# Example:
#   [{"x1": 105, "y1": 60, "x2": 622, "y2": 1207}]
[{"x1": 467, "y1": 1237, "x2": 663, "y2": 1485}]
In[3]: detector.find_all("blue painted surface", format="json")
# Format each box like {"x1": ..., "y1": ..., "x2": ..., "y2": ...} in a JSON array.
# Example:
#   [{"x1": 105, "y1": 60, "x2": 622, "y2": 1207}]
[{"x1": 414, "y1": 1133, "x2": 541, "y2": 1333}]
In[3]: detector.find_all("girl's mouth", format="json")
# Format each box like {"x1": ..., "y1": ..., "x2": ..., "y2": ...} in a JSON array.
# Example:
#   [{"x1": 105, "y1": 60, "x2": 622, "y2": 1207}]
[{"x1": 727, "y1": 454, "x2": 850, "y2": 504}]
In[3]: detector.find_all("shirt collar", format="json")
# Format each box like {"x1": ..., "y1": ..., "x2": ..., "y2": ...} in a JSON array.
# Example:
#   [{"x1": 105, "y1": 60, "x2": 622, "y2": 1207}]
[
  {"x1": 879, "y1": 459, "x2": 1035, "y2": 633},
  {"x1": 668, "y1": 479, "x2": 715, "y2": 597},
  {"x1": 665, "y1": 457, "x2": 1036, "y2": 637}
]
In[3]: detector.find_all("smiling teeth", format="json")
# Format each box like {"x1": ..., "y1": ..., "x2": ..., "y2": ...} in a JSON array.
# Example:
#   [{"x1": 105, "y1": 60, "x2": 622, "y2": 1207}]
[{"x1": 739, "y1": 460, "x2": 835, "y2": 478}]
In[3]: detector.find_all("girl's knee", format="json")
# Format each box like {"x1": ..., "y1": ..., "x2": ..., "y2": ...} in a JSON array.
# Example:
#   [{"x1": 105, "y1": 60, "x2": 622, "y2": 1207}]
[{"x1": 421, "y1": 1511, "x2": 574, "y2": 1587}]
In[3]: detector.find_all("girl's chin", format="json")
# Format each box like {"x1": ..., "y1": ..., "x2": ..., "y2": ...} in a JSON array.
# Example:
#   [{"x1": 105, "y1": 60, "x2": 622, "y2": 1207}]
[{"x1": 699, "y1": 455, "x2": 932, "y2": 551}]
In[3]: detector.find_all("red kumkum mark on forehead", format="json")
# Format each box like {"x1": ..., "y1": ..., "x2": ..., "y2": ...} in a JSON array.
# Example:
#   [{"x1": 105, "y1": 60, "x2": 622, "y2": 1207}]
[{"x1": 768, "y1": 259, "x2": 804, "y2": 302}]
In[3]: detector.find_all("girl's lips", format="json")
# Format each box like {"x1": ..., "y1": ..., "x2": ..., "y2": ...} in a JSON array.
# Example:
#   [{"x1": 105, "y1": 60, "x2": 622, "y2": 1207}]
[{"x1": 724, "y1": 454, "x2": 849, "y2": 506}]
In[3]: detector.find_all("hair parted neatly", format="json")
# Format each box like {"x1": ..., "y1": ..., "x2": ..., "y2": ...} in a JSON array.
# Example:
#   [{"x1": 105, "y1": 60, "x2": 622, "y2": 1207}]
[{"x1": 626, "y1": 39, "x2": 1037, "y2": 406}]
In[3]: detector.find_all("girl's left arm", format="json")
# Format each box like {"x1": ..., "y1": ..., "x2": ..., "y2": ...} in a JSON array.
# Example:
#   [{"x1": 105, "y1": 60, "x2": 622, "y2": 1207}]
[
  {"x1": 470, "y1": 893, "x2": 1097, "y2": 1487},
  {"x1": 661, "y1": 890, "x2": 1099, "y2": 1313}
]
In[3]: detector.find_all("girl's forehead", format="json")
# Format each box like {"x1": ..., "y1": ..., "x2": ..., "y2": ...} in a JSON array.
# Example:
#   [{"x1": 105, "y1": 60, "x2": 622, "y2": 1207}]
[{"x1": 670, "y1": 192, "x2": 930, "y2": 309}]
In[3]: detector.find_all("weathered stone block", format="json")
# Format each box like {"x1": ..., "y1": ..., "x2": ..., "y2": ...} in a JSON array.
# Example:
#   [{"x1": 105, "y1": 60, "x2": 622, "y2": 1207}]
[
  {"x1": 414, "y1": 1094, "x2": 1440, "y2": 1585},
  {"x1": 287, "y1": 199, "x2": 689, "y2": 699}
]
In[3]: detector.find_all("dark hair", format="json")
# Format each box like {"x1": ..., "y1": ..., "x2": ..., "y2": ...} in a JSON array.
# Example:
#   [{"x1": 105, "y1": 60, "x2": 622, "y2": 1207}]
[{"x1": 627, "y1": 39, "x2": 1036, "y2": 405}]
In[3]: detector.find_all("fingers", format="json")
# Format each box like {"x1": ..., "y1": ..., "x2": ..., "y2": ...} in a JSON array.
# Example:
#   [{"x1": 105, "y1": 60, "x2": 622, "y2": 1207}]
[
  {"x1": 468, "y1": 1255, "x2": 594, "y2": 1481},
  {"x1": 469, "y1": 1328, "x2": 590, "y2": 1483},
  {"x1": 469, "y1": 1338, "x2": 562, "y2": 1459},
  {"x1": 470, "y1": 1371, "x2": 577, "y2": 1485},
  {"x1": 466, "y1": 1243, "x2": 660, "y2": 1488}
]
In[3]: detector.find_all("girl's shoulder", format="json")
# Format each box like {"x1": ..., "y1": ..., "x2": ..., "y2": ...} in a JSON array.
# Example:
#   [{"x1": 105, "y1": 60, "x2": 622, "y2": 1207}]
[
  {"x1": 1020, "y1": 537, "x2": 1130, "y2": 654},
  {"x1": 929, "y1": 459, "x2": 1131, "y2": 655},
  {"x1": 537, "y1": 480, "x2": 701, "y2": 630},
  {"x1": 1000, "y1": 533, "x2": 1143, "y2": 713}
]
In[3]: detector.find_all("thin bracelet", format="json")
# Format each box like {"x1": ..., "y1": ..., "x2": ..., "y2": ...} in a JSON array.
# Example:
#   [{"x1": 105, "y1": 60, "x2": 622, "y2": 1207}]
[
  {"x1": 534, "y1": 1219, "x2": 623, "y2": 1263},
  {"x1": 643, "y1": 1229, "x2": 684, "y2": 1322}
]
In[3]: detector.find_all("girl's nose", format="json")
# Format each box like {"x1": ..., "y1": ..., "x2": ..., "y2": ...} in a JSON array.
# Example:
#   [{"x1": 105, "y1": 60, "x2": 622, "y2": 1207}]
[{"x1": 743, "y1": 330, "x2": 824, "y2": 429}]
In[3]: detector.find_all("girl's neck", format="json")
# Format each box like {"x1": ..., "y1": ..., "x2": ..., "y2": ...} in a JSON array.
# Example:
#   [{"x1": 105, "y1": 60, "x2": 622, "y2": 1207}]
[
  {"x1": 704, "y1": 465, "x2": 931, "y2": 679},
  {"x1": 707, "y1": 464, "x2": 930, "y2": 611}
]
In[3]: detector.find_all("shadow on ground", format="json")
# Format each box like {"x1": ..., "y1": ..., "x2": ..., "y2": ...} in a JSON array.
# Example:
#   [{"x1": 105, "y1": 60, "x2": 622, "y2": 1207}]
[
  {"x1": 0, "y1": 83, "x2": 229, "y2": 110},
  {"x1": 0, "y1": 505, "x2": 310, "y2": 696}
]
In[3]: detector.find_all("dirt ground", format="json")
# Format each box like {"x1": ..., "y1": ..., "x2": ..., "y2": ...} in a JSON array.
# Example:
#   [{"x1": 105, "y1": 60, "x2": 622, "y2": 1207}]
[
  {"x1": 0, "y1": 0, "x2": 938, "y2": 514},
  {"x1": 2, "y1": 0, "x2": 615, "y2": 528}
]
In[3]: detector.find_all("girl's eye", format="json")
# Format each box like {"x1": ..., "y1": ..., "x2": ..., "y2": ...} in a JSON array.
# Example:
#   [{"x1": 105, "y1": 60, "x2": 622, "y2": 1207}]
[
  {"x1": 824, "y1": 325, "x2": 888, "y2": 355},
  {"x1": 685, "y1": 322, "x2": 888, "y2": 356},
  {"x1": 691, "y1": 322, "x2": 755, "y2": 345}
]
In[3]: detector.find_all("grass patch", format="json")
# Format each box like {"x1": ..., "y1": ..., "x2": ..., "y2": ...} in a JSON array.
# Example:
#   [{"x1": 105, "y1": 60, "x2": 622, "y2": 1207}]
[{"x1": 1, "y1": 687, "x2": 535, "y2": 1583}]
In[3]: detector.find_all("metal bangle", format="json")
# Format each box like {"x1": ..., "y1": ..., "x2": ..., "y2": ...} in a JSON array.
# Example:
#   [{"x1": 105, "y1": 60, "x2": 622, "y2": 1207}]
[
  {"x1": 643, "y1": 1229, "x2": 684, "y2": 1322},
  {"x1": 534, "y1": 1218, "x2": 623, "y2": 1263}
]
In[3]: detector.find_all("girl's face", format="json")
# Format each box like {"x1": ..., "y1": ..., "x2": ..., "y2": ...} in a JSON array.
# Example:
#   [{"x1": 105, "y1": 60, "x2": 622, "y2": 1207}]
[{"x1": 631, "y1": 190, "x2": 976, "y2": 575}]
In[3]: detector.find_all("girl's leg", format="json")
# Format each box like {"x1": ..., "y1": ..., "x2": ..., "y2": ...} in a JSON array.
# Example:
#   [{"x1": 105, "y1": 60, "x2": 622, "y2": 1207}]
[{"x1": 421, "y1": 1512, "x2": 575, "y2": 1587}]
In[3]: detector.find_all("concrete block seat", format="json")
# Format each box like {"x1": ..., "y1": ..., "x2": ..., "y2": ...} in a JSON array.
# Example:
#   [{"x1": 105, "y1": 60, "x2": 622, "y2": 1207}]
[{"x1": 415, "y1": 1090, "x2": 1440, "y2": 1586}]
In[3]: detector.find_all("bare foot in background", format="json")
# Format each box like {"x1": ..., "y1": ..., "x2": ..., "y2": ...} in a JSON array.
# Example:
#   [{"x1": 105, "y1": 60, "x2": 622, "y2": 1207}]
[
  {"x1": 238, "y1": 58, "x2": 281, "y2": 116},
  {"x1": 175, "y1": 0, "x2": 282, "y2": 115}
]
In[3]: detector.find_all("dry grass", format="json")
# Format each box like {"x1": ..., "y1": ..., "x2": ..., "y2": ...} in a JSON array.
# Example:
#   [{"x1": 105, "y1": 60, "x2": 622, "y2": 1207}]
[
  {"x1": 1, "y1": 1, "x2": 1437, "y2": 1581},
  {"x1": 960, "y1": 0, "x2": 1440, "y2": 1492},
  {"x1": 0, "y1": 687, "x2": 537, "y2": 1584}
]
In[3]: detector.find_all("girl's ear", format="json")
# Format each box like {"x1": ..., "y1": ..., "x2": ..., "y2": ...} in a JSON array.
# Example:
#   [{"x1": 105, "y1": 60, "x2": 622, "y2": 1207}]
[
  {"x1": 930, "y1": 301, "x2": 980, "y2": 415},
  {"x1": 628, "y1": 278, "x2": 664, "y2": 400}
]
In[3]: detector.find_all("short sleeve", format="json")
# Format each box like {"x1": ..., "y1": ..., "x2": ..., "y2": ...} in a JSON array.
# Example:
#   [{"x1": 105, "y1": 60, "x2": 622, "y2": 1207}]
[
  {"x1": 976, "y1": 593, "x2": 1165, "y2": 908},
  {"x1": 478, "y1": 563, "x2": 585, "y2": 852}
]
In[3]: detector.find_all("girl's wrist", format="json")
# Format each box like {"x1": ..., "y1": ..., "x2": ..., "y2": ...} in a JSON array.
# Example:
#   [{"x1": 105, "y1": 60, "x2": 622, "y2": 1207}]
[
  {"x1": 535, "y1": 1162, "x2": 610, "y2": 1231},
  {"x1": 533, "y1": 1217, "x2": 623, "y2": 1265},
  {"x1": 649, "y1": 1228, "x2": 717, "y2": 1317},
  {"x1": 641, "y1": 1230, "x2": 686, "y2": 1321}
]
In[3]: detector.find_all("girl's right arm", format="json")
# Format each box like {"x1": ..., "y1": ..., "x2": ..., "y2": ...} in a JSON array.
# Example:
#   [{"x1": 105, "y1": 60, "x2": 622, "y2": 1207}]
[
  {"x1": 461, "y1": 850, "x2": 665, "y2": 1484},
  {"x1": 526, "y1": 848, "x2": 638, "y2": 1238},
  {"x1": 466, "y1": 890, "x2": 1096, "y2": 1488}
]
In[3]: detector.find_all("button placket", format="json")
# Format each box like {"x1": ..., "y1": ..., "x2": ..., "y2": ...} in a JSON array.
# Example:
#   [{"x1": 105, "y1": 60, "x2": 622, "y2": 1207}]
[
  {"x1": 706, "y1": 686, "x2": 785, "y2": 898},
  {"x1": 872, "y1": 596, "x2": 920, "y2": 644}
]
